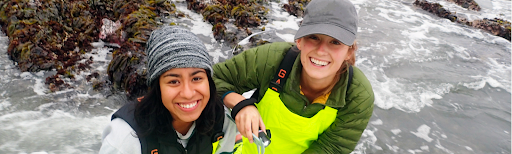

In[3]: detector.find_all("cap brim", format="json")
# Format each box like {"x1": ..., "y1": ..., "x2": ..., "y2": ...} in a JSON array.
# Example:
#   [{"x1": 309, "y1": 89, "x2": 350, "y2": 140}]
[{"x1": 294, "y1": 23, "x2": 355, "y2": 46}]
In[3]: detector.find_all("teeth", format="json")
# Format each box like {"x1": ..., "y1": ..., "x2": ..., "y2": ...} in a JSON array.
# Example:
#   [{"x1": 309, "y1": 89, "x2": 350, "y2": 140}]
[
  {"x1": 179, "y1": 101, "x2": 198, "y2": 109},
  {"x1": 311, "y1": 58, "x2": 328, "y2": 66}
]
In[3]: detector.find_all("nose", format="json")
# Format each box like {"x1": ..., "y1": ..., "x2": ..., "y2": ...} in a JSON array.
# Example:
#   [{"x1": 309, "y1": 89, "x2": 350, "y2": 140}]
[
  {"x1": 316, "y1": 41, "x2": 329, "y2": 55},
  {"x1": 180, "y1": 81, "x2": 195, "y2": 99}
]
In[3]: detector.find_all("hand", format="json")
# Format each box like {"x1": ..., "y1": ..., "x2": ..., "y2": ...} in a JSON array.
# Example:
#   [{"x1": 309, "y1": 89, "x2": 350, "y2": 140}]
[
  {"x1": 137, "y1": 96, "x2": 144, "y2": 102},
  {"x1": 235, "y1": 105, "x2": 266, "y2": 143}
]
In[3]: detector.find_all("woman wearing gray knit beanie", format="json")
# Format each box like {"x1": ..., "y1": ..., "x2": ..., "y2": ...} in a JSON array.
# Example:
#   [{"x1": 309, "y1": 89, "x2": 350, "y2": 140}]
[{"x1": 100, "y1": 26, "x2": 237, "y2": 154}]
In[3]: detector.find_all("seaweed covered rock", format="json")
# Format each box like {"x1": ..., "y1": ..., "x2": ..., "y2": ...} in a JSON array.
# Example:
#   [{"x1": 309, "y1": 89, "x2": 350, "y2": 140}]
[
  {"x1": 414, "y1": 0, "x2": 510, "y2": 41},
  {"x1": 413, "y1": 0, "x2": 453, "y2": 20},
  {"x1": 106, "y1": 0, "x2": 179, "y2": 98},
  {"x1": 186, "y1": 0, "x2": 269, "y2": 47},
  {"x1": 0, "y1": 0, "x2": 180, "y2": 96},
  {"x1": 446, "y1": 0, "x2": 480, "y2": 11},
  {"x1": 0, "y1": 0, "x2": 102, "y2": 91},
  {"x1": 282, "y1": 0, "x2": 311, "y2": 17},
  {"x1": 472, "y1": 18, "x2": 511, "y2": 41}
]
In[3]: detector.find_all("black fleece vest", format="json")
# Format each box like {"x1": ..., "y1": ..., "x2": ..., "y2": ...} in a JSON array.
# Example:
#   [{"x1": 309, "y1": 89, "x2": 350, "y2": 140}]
[{"x1": 112, "y1": 102, "x2": 224, "y2": 154}]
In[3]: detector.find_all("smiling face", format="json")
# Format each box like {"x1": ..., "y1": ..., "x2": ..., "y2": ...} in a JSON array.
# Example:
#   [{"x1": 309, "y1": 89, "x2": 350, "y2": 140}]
[
  {"x1": 159, "y1": 68, "x2": 210, "y2": 125},
  {"x1": 296, "y1": 34, "x2": 353, "y2": 82}
]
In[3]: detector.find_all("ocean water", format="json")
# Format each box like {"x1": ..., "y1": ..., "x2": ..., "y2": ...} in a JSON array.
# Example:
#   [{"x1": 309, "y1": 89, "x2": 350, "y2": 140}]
[{"x1": 0, "y1": 0, "x2": 510, "y2": 153}]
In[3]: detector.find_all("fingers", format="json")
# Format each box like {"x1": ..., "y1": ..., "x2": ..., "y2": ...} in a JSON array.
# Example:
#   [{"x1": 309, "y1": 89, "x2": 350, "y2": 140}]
[
  {"x1": 234, "y1": 108, "x2": 253, "y2": 143},
  {"x1": 245, "y1": 118, "x2": 254, "y2": 143},
  {"x1": 234, "y1": 105, "x2": 262, "y2": 143},
  {"x1": 259, "y1": 119, "x2": 266, "y2": 135},
  {"x1": 137, "y1": 96, "x2": 144, "y2": 102},
  {"x1": 235, "y1": 114, "x2": 248, "y2": 142},
  {"x1": 252, "y1": 116, "x2": 259, "y2": 139},
  {"x1": 235, "y1": 133, "x2": 243, "y2": 142}
]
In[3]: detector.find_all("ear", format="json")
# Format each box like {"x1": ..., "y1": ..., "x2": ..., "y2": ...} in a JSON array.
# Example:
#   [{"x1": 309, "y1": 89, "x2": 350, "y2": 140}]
[
  {"x1": 345, "y1": 50, "x2": 353, "y2": 60},
  {"x1": 345, "y1": 47, "x2": 355, "y2": 61},
  {"x1": 295, "y1": 38, "x2": 303, "y2": 50}
]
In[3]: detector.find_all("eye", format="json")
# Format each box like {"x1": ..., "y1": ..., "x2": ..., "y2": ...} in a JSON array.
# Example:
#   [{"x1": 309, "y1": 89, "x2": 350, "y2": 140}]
[
  {"x1": 168, "y1": 80, "x2": 179, "y2": 85},
  {"x1": 192, "y1": 77, "x2": 203, "y2": 82},
  {"x1": 330, "y1": 40, "x2": 341, "y2": 45},
  {"x1": 308, "y1": 35, "x2": 319, "y2": 40}
]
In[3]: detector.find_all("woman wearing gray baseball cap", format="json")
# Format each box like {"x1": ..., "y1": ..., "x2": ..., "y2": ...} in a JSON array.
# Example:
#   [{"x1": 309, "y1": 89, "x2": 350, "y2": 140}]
[{"x1": 214, "y1": 0, "x2": 374, "y2": 153}]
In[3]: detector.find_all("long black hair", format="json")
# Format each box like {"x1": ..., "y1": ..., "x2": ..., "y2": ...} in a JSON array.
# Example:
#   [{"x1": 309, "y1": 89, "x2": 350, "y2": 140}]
[{"x1": 134, "y1": 70, "x2": 223, "y2": 137}]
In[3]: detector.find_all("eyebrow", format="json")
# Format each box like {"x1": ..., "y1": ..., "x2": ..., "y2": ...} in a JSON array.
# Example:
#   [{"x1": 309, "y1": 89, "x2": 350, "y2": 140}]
[{"x1": 162, "y1": 70, "x2": 206, "y2": 78}]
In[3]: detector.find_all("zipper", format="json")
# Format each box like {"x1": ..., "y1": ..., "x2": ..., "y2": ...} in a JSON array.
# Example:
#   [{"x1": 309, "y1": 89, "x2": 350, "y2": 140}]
[
  {"x1": 288, "y1": 83, "x2": 310, "y2": 113},
  {"x1": 293, "y1": 88, "x2": 310, "y2": 113},
  {"x1": 300, "y1": 93, "x2": 309, "y2": 113}
]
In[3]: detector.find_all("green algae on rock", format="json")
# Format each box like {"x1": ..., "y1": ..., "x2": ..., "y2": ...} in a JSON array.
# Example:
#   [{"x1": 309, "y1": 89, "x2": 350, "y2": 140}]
[
  {"x1": 282, "y1": 0, "x2": 311, "y2": 17},
  {"x1": 0, "y1": 0, "x2": 181, "y2": 96},
  {"x1": 106, "y1": 0, "x2": 179, "y2": 98},
  {"x1": 186, "y1": 0, "x2": 269, "y2": 48},
  {"x1": 0, "y1": 0, "x2": 102, "y2": 92}
]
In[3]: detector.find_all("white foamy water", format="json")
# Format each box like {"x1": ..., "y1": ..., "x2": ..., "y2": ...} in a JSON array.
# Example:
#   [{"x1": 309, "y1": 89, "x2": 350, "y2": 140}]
[
  {"x1": 411, "y1": 124, "x2": 434, "y2": 142},
  {"x1": 0, "y1": 110, "x2": 110, "y2": 153}
]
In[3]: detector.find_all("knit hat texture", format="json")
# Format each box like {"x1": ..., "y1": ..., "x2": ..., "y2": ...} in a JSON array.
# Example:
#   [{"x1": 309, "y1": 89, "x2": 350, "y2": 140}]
[{"x1": 145, "y1": 26, "x2": 213, "y2": 86}]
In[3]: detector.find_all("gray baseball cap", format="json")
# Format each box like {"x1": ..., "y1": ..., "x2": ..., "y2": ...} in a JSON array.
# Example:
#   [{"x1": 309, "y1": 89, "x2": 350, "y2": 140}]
[{"x1": 294, "y1": 0, "x2": 358, "y2": 46}]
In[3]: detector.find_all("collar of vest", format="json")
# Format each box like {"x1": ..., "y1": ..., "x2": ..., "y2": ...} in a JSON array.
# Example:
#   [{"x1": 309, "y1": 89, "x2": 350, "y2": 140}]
[{"x1": 287, "y1": 54, "x2": 349, "y2": 108}]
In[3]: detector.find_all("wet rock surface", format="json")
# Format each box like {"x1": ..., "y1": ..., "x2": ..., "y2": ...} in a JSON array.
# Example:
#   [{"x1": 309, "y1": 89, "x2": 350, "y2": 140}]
[
  {"x1": 414, "y1": 0, "x2": 510, "y2": 41},
  {"x1": 446, "y1": 0, "x2": 481, "y2": 11}
]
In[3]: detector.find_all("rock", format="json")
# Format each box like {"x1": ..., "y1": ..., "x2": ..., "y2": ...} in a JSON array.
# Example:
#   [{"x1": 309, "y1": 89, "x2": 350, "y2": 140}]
[
  {"x1": 283, "y1": 0, "x2": 311, "y2": 17},
  {"x1": 472, "y1": 18, "x2": 511, "y2": 41},
  {"x1": 0, "y1": 0, "x2": 180, "y2": 95},
  {"x1": 186, "y1": 0, "x2": 269, "y2": 48},
  {"x1": 446, "y1": 0, "x2": 481, "y2": 11},
  {"x1": 0, "y1": 0, "x2": 101, "y2": 91},
  {"x1": 0, "y1": 0, "x2": 278, "y2": 97},
  {"x1": 106, "y1": 0, "x2": 179, "y2": 98},
  {"x1": 414, "y1": 0, "x2": 510, "y2": 41}
]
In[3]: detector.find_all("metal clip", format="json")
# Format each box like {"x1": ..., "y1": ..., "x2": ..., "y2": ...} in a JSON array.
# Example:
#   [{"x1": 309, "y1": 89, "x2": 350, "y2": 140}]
[{"x1": 252, "y1": 130, "x2": 271, "y2": 154}]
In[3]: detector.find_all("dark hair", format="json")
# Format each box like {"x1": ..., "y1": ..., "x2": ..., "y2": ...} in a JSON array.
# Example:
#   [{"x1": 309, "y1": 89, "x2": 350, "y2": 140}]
[{"x1": 134, "y1": 70, "x2": 223, "y2": 137}]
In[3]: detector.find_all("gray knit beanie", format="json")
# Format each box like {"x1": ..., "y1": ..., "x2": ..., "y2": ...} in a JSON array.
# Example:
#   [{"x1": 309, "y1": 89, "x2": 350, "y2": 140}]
[{"x1": 145, "y1": 26, "x2": 213, "y2": 86}]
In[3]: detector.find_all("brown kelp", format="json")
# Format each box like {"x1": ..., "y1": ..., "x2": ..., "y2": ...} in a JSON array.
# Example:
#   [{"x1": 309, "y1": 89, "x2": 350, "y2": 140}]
[
  {"x1": 186, "y1": 0, "x2": 269, "y2": 47},
  {"x1": 0, "y1": 0, "x2": 102, "y2": 92},
  {"x1": 105, "y1": 0, "x2": 179, "y2": 98},
  {"x1": 0, "y1": 0, "x2": 180, "y2": 96},
  {"x1": 414, "y1": 0, "x2": 510, "y2": 41},
  {"x1": 282, "y1": 0, "x2": 311, "y2": 17}
]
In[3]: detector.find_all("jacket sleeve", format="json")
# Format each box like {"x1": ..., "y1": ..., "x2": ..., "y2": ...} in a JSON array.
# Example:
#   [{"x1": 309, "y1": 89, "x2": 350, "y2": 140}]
[
  {"x1": 213, "y1": 42, "x2": 292, "y2": 98},
  {"x1": 303, "y1": 67, "x2": 375, "y2": 154}
]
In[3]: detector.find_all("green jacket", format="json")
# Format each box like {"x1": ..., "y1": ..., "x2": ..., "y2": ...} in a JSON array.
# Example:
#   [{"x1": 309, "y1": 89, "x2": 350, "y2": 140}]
[{"x1": 213, "y1": 42, "x2": 374, "y2": 154}]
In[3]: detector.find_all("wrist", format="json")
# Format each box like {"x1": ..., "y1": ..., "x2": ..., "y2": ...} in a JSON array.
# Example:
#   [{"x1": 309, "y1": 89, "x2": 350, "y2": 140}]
[
  {"x1": 231, "y1": 98, "x2": 257, "y2": 118},
  {"x1": 221, "y1": 91, "x2": 235, "y2": 102}
]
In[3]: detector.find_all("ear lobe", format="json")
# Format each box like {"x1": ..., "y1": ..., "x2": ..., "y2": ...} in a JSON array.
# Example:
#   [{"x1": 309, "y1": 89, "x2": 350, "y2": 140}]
[
  {"x1": 345, "y1": 50, "x2": 354, "y2": 60},
  {"x1": 295, "y1": 39, "x2": 302, "y2": 50}
]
